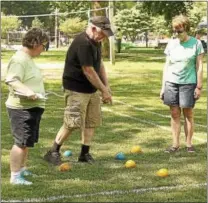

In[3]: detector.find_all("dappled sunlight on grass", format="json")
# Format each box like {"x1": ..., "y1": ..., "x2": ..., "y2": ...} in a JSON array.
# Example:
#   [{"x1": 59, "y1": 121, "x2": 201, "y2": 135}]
[{"x1": 1, "y1": 48, "x2": 206, "y2": 202}]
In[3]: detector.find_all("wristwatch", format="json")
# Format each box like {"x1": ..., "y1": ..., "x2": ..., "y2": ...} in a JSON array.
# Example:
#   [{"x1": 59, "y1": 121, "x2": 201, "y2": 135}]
[{"x1": 196, "y1": 86, "x2": 202, "y2": 90}]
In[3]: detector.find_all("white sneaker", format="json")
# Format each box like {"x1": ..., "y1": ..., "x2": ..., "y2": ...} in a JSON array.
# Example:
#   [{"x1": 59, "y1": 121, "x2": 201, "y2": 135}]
[
  {"x1": 20, "y1": 169, "x2": 33, "y2": 177},
  {"x1": 10, "y1": 176, "x2": 33, "y2": 185}
]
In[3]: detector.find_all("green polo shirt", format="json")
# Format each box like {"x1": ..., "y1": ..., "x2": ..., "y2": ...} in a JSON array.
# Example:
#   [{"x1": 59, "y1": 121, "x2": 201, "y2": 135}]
[
  {"x1": 164, "y1": 37, "x2": 204, "y2": 84},
  {"x1": 5, "y1": 50, "x2": 45, "y2": 109}
]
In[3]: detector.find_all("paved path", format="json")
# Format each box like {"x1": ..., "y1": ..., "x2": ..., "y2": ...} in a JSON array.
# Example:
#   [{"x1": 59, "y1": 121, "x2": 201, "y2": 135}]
[{"x1": 1, "y1": 62, "x2": 64, "y2": 80}]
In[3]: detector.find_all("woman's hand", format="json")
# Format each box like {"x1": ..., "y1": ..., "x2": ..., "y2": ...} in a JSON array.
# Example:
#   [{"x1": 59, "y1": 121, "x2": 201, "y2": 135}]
[
  {"x1": 194, "y1": 87, "x2": 202, "y2": 100},
  {"x1": 160, "y1": 89, "x2": 164, "y2": 100}
]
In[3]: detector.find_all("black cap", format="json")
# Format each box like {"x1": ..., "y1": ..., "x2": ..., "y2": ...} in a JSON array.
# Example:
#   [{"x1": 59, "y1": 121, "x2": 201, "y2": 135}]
[{"x1": 90, "y1": 16, "x2": 114, "y2": 37}]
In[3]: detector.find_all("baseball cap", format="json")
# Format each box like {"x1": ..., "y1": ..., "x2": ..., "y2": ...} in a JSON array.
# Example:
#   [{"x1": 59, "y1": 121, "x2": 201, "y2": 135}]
[{"x1": 90, "y1": 16, "x2": 114, "y2": 37}]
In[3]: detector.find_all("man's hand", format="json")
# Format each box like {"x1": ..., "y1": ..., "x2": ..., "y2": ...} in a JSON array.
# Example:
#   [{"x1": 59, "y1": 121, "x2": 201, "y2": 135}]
[{"x1": 102, "y1": 88, "x2": 112, "y2": 105}]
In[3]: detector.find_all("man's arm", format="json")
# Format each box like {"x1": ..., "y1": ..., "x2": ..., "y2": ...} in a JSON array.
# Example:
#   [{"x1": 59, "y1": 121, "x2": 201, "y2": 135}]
[
  {"x1": 82, "y1": 65, "x2": 112, "y2": 104},
  {"x1": 99, "y1": 61, "x2": 112, "y2": 94}
]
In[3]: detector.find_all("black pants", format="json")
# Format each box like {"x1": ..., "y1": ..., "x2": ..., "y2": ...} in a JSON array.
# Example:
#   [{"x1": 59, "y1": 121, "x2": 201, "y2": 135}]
[{"x1": 116, "y1": 39, "x2": 121, "y2": 53}]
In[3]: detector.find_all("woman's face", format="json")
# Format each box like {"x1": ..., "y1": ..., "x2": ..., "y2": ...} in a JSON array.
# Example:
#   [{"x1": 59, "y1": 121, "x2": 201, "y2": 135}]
[
  {"x1": 173, "y1": 25, "x2": 188, "y2": 42},
  {"x1": 33, "y1": 43, "x2": 46, "y2": 57}
]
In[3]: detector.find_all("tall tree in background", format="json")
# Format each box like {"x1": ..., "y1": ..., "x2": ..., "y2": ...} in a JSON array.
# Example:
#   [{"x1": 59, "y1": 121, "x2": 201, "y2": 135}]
[
  {"x1": 142, "y1": 1, "x2": 193, "y2": 26},
  {"x1": 1, "y1": 15, "x2": 22, "y2": 42},
  {"x1": 187, "y1": 2, "x2": 207, "y2": 35},
  {"x1": 114, "y1": 5, "x2": 152, "y2": 43},
  {"x1": 1, "y1": 1, "x2": 51, "y2": 28}
]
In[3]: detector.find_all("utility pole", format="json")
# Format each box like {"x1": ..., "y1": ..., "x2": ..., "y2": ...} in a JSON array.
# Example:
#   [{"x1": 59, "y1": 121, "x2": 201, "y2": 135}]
[
  {"x1": 55, "y1": 7, "x2": 59, "y2": 48},
  {"x1": 109, "y1": 1, "x2": 115, "y2": 65}
]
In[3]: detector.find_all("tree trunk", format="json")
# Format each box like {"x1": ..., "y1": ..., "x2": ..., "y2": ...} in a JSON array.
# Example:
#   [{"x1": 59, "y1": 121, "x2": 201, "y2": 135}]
[{"x1": 92, "y1": 1, "x2": 109, "y2": 59}]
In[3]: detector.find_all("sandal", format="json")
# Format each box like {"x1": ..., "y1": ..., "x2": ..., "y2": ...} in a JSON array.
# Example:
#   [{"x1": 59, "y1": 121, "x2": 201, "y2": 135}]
[
  {"x1": 164, "y1": 146, "x2": 179, "y2": 153},
  {"x1": 187, "y1": 146, "x2": 195, "y2": 153}
]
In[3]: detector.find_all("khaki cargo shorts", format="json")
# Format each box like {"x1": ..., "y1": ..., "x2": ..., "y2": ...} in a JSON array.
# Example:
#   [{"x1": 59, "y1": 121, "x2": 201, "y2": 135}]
[{"x1": 63, "y1": 90, "x2": 102, "y2": 129}]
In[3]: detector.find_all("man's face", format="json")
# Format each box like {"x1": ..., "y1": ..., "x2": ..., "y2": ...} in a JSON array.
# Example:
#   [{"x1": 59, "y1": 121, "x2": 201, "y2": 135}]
[{"x1": 93, "y1": 29, "x2": 106, "y2": 42}]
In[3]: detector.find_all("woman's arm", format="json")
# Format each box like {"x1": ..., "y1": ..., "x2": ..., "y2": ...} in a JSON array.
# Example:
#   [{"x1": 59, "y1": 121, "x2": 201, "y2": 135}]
[{"x1": 194, "y1": 53, "x2": 204, "y2": 99}]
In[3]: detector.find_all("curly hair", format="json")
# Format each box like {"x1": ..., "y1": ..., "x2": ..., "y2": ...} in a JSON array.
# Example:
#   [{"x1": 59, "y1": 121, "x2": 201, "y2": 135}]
[
  {"x1": 22, "y1": 28, "x2": 49, "y2": 49},
  {"x1": 172, "y1": 14, "x2": 190, "y2": 32}
]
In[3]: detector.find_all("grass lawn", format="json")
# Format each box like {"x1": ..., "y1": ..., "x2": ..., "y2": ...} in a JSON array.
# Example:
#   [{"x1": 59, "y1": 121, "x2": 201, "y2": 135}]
[{"x1": 1, "y1": 47, "x2": 207, "y2": 202}]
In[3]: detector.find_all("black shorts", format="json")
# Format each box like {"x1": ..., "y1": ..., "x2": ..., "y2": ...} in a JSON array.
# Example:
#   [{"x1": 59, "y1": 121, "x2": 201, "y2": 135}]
[
  {"x1": 163, "y1": 82, "x2": 196, "y2": 108},
  {"x1": 7, "y1": 107, "x2": 44, "y2": 148}
]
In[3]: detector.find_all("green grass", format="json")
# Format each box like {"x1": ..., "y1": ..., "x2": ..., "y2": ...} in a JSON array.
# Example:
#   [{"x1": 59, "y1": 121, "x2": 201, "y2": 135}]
[{"x1": 1, "y1": 48, "x2": 207, "y2": 202}]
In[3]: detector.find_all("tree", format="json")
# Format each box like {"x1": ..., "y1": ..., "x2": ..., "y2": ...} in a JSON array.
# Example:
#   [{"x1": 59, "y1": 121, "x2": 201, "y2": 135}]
[
  {"x1": 187, "y1": 2, "x2": 207, "y2": 35},
  {"x1": 59, "y1": 17, "x2": 87, "y2": 37},
  {"x1": 142, "y1": 1, "x2": 193, "y2": 25},
  {"x1": 1, "y1": 1, "x2": 52, "y2": 29},
  {"x1": 49, "y1": 1, "x2": 90, "y2": 21},
  {"x1": 1, "y1": 14, "x2": 22, "y2": 39},
  {"x1": 151, "y1": 15, "x2": 170, "y2": 38},
  {"x1": 31, "y1": 17, "x2": 44, "y2": 29},
  {"x1": 114, "y1": 6, "x2": 152, "y2": 42}
]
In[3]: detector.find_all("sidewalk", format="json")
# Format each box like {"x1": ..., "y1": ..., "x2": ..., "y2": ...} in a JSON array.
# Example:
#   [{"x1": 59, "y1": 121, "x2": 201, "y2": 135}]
[{"x1": 1, "y1": 62, "x2": 64, "y2": 80}]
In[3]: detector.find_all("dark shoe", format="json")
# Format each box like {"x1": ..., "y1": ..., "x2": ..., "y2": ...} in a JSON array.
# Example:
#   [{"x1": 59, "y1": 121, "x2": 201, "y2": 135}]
[
  {"x1": 187, "y1": 146, "x2": 195, "y2": 153},
  {"x1": 44, "y1": 150, "x2": 62, "y2": 165},
  {"x1": 78, "y1": 153, "x2": 95, "y2": 164},
  {"x1": 164, "y1": 146, "x2": 179, "y2": 153}
]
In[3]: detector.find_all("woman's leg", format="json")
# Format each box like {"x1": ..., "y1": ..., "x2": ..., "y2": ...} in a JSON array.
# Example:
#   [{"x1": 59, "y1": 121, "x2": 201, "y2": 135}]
[
  {"x1": 170, "y1": 106, "x2": 181, "y2": 148},
  {"x1": 183, "y1": 108, "x2": 194, "y2": 147}
]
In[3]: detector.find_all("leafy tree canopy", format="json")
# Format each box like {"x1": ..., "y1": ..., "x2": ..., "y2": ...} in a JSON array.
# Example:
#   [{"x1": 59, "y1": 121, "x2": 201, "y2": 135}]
[
  {"x1": 114, "y1": 6, "x2": 153, "y2": 42},
  {"x1": 142, "y1": 1, "x2": 193, "y2": 25},
  {"x1": 59, "y1": 17, "x2": 87, "y2": 37},
  {"x1": 1, "y1": 14, "x2": 22, "y2": 38}
]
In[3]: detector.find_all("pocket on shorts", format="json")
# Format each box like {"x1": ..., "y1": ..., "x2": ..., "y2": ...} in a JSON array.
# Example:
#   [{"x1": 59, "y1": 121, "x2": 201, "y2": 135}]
[{"x1": 64, "y1": 100, "x2": 81, "y2": 128}]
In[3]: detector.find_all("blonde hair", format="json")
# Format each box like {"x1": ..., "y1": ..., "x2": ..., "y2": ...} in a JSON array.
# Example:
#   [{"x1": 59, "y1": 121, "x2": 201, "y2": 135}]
[
  {"x1": 172, "y1": 14, "x2": 190, "y2": 32},
  {"x1": 22, "y1": 28, "x2": 49, "y2": 49}
]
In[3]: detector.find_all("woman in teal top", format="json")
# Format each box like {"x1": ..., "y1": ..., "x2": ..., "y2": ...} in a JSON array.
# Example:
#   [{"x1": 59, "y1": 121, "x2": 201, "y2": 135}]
[
  {"x1": 5, "y1": 28, "x2": 49, "y2": 185},
  {"x1": 160, "y1": 15, "x2": 204, "y2": 153}
]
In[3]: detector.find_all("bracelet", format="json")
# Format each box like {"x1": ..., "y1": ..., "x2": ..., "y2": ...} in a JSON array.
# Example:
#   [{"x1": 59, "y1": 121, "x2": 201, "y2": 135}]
[{"x1": 196, "y1": 86, "x2": 202, "y2": 90}]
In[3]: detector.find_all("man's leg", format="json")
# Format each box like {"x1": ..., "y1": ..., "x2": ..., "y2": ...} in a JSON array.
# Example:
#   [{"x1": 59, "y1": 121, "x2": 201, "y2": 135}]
[
  {"x1": 78, "y1": 128, "x2": 95, "y2": 164},
  {"x1": 78, "y1": 91, "x2": 101, "y2": 164},
  {"x1": 44, "y1": 125, "x2": 74, "y2": 165}
]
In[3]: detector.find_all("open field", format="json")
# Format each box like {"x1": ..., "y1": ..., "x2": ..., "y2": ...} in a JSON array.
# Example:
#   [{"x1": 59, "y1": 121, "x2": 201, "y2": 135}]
[{"x1": 1, "y1": 47, "x2": 207, "y2": 202}]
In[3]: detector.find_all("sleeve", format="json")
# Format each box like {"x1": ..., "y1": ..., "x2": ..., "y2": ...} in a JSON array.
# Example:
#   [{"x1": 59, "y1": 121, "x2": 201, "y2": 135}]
[
  {"x1": 196, "y1": 40, "x2": 205, "y2": 56},
  {"x1": 164, "y1": 40, "x2": 170, "y2": 56},
  {"x1": 77, "y1": 44, "x2": 94, "y2": 67},
  {"x1": 5, "y1": 61, "x2": 25, "y2": 84}
]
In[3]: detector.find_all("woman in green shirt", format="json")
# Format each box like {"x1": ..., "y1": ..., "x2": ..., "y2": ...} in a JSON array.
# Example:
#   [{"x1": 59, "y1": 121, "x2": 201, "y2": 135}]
[
  {"x1": 5, "y1": 28, "x2": 49, "y2": 185},
  {"x1": 160, "y1": 15, "x2": 204, "y2": 153}
]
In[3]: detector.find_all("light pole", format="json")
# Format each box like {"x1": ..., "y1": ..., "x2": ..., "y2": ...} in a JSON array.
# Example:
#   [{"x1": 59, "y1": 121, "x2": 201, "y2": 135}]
[{"x1": 109, "y1": 1, "x2": 115, "y2": 65}]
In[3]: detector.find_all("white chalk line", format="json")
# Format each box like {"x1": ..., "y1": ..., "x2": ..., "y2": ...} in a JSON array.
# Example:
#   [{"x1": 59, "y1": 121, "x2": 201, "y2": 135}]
[
  {"x1": 102, "y1": 108, "x2": 206, "y2": 143},
  {"x1": 2, "y1": 183, "x2": 206, "y2": 202},
  {"x1": 45, "y1": 91, "x2": 206, "y2": 142},
  {"x1": 114, "y1": 100, "x2": 207, "y2": 129},
  {"x1": 45, "y1": 91, "x2": 206, "y2": 128}
]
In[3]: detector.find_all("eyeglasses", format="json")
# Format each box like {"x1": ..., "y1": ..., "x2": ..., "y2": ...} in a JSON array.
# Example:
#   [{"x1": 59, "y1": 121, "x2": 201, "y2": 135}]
[
  {"x1": 42, "y1": 42, "x2": 48, "y2": 51},
  {"x1": 42, "y1": 44, "x2": 46, "y2": 50},
  {"x1": 173, "y1": 29, "x2": 185, "y2": 34}
]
